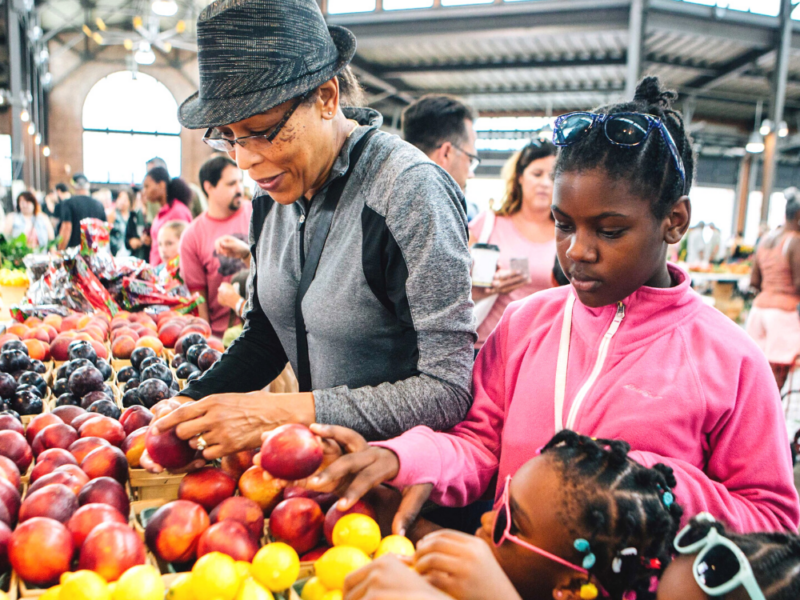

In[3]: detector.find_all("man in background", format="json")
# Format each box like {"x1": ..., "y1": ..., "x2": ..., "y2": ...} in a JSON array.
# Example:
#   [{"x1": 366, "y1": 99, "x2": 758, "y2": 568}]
[
  {"x1": 402, "y1": 94, "x2": 480, "y2": 217},
  {"x1": 180, "y1": 155, "x2": 252, "y2": 337},
  {"x1": 57, "y1": 174, "x2": 106, "y2": 249}
]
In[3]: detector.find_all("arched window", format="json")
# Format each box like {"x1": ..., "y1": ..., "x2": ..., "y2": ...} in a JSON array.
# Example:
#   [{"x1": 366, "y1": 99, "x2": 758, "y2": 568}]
[{"x1": 82, "y1": 71, "x2": 181, "y2": 184}]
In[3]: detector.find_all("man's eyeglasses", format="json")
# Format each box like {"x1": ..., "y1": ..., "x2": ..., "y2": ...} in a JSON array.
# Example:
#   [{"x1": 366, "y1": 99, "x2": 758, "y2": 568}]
[
  {"x1": 492, "y1": 475, "x2": 588, "y2": 574},
  {"x1": 674, "y1": 513, "x2": 766, "y2": 600},
  {"x1": 203, "y1": 94, "x2": 307, "y2": 153},
  {"x1": 451, "y1": 143, "x2": 481, "y2": 173},
  {"x1": 552, "y1": 111, "x2": 687, "y2": 195}
]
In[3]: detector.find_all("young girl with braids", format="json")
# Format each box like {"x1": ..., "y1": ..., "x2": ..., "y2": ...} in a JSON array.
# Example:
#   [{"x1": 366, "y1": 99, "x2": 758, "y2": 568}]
[
  {"x1": 656, "y1": 514, "x2": 800, "y2": 600},
  {"x1": 344, "y1": 431, "x2": 683, "y2": 600},
  {"x1": 304, "y1": 75, "x2": 799, "y2": 536}
]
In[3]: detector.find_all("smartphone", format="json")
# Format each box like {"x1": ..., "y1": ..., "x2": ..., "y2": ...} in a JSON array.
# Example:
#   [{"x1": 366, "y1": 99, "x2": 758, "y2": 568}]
[
  {"x1": 471, "y1": 243, "x2": 501, "y2": 287},
  {"x1": 510, "y1": 257, "x2": 530, "y2": 281}
]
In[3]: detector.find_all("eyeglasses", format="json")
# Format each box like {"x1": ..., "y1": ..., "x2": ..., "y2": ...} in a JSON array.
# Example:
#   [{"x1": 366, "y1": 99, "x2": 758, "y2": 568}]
[
  {"x1": 451, "y1": 143, "x2": 481, "y2": 173},
  {"x1": 552, "y1": 111, "x2": 687, "y2": 195},
  {"x1": 202, "y1": 94, "x2": 307, "y2": 153},
  {"x1": 492, "y1": 475, "x2": 588, "y2": 574},
  {"x1": 674, "y1": 513, "x2": 766, "y2": 600}
]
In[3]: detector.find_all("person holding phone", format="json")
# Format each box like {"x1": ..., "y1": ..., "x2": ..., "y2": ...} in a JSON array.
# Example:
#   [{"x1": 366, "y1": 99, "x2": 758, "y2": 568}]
[{"x1": 470, "y1": 140, "x2": 558, "y2": 349}]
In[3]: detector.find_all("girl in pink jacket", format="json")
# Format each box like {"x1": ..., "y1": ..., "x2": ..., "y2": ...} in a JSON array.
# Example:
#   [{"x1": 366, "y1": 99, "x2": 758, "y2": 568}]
[{"x1": 308, "y1": 77, "x2": 800, "y2": 536}]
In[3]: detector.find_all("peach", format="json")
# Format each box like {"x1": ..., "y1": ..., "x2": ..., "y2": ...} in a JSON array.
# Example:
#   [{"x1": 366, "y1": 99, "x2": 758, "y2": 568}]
[
  {"x1": 0, "y1": 456, "x2": 21, "y2": 491},
  {"x1": 120, "y1": 406, "x2": 153, "y2": 436},
  {"x1": 121, "y1": 427, "x2": 147, "y2": 467},
  {"x1": 79, "y1": 416, "x2": 125, "y2": 447},
  {"x1": 22, "y1": 338, "x2": 50, "y2": 361},
  {"x1": 0, "y1": 333, "x2": 20, "y2": 346},
  {"x1": 209, "y1": 496, "x2": 265, "y2": 542},
  {"x1": 19, "y1": 483, "x2": 78, "y2": 523},
  {"x1": 112, "y1": 326, "x2": 139, "y2": 341},
  {"x1": 53, "y1": 464, "x2": 90, "y2": 489},
  {"x1": 0, "y1": 477, "x2": 20, "y2": 525},
  {"x1": 61, "y1": 314, "x2": 82, "y2": 331},
  {"x1": 269, "y1": 497, "x2": 324, "y2": 555},
  {"x1": 22, "y1": 328, "x2": 50, "y2": 344},
  {"x1": 238, "y1": 466, "x2": 285, "y2": 515},
  {"x1": 66, "y1": 503, "x2": 127, "y2": 548},
  {"x1": 43, "y1": 314, "x2": 62, "y2": 331},
  {"x1": 30, "y1": 448, "x2": 77, "y2": 483},
  {"x1": 81, "y1": 445, "x2": 128, "y2": 483},
  {"x1": 82, "y1": 327, "x2": 105, "y2": 343},
  {"x1": 135, "y1": 336, "x2": 163, "y2": 355},
  {"x1": 0, "y1": 430, "x2": 33, "y2": 472},
  {"x1": 31, "y1": 423, "x2": 79, "y2": 457},
  {"x1": 38, "y1": 324, "x2": 58, "y2": 343},
  {"x1": 157, "y1": 325, "x2": 182, "y2": 349},
  {"x1": 25, "y1": 413, "x2": 63, "y2": 445},
  {"x1": 50, "y1": 405, "x2": 86, "y2": 428},
  {"x1": 90, "y1": 339, "x2": 108, "y2": 360},
  {"x1": 9, "y1": 517, "x2": 74, "y2": 586},
  {"x1": 180, "y1": 324, "x2": 211, "y2": 339},
  {"x1": 207, "y1": 338, "x2": 225, "y2": 352},
  {"x1": 144, "y1": 500, "x2": 210, "y2": 563},
  {"x1": 79, "y1": 522, "x2": 146, "y2": 582},
  {"x1": 69, "y1": 436, "x2": 111, "y2": 463},
  {"x1": 71, "y1": 412, "x2": 101, "y2": 431},
  {"x1": 76, "y1": 315, "x2": 92, "y2": 329},
  {"x1": 220, "y1": 448, "x2": 258, "y2": 482},
  {"x1": 178, "y1": 467, "x2": 236, "y2": 512},
  {"x1": 50, "y1": 335, "x2": 73, "y2": 361},
  {"x1": 197, "y1": 520, "x2": 258, "y2": 562},
  {"x1": 78, "y1": 477, "x2": 129, "y2": 516},
  {"x1": 27, "y1": 470, "x2": 84, "y2": 497},
  {"x1": 6, "y1": 324, "x2": 29, "y2": 338},
  {"x1": 111, "y1": 336, "x2": 136, "y2": 359},
  {"x1": 0, "y1": 415, "x2": 24, "y2": 437},
  {"x1": 144, "y1": 425, "x2": 196, "y2": 470},
  {"x1": 23, "y1": 317, "x2": 42, "y2": 328}
]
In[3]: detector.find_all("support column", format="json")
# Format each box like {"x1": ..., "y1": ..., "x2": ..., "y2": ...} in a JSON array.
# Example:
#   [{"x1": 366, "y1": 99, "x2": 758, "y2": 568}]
[
  {"x1": 7, "y1": 0, "x2": 24, "y2": 184},
  {"x1": 760, "y1": 0, "x2": 792, "y2": 224},
  {"x1": 625, "y1": 0, "x2": 647, "y2": 99},
  {"x1": 733, "y1": 154, "x2": 752, "y2": 237}
]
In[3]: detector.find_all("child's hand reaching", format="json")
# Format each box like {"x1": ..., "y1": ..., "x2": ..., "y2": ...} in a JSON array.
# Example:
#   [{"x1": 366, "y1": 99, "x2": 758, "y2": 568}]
[
  {"x1": 414, "y1": 530, "x2": 522, "y2": 600},
  {"x1": 344, "y1": 555, "x2": 451, "y2": 600}
]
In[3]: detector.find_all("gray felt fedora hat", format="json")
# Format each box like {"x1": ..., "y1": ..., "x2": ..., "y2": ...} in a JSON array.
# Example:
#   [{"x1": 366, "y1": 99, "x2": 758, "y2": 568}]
[{"x1": 178, "y1": 0, "x2": 357, "y2": 130}]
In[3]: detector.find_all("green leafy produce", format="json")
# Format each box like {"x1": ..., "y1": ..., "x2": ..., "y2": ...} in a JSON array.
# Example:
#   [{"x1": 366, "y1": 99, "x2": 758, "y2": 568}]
[{"x1": 0, "y1": 234, "x2": 32, "y2": 270}]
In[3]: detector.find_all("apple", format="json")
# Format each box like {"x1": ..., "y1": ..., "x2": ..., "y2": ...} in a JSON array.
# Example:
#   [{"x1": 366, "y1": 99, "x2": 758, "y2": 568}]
[
  {"x1": 30, "y1": 448, "x2": 77, "y2": 483},
  {"x1": 238, "y1": 466, "x2": 285, "y2": 515},
  {"x1": 144, "y1": 425, "x2": 196, "y2": 470},
  {"x1": 119, "y1": 405, "x2": 154, "y2": 436},
  {"x1": 209, "y1": 496, "x2": 265, "y2": 542},
  {"x1": 19, "y1": 483, "x2": 78, "y2": 523},
  {"x1": 178, "y1": 467, "x2": 236, "y2": 512},
  {"x1": 197, "y1": 520, "x2": 258, "y2": 562},
  {"x1": 79, "y1": 522, "x2": 146, "y2": 582},
  {"x1": 260, "y1": 424, "x2": 323, "y2": 480},
  {"x1": 25, "y1": 413, "x2": 63, "y2": 445},
  {"x1": 323, "y1": 499, "x2": 377, "y2": 546},
  {"x1": 269, "y1": 497, "x2": 324, "y2": 555},
  {"x1": 80, "y1": 445, "x2": 129, "y2": 483},
  {"x1": 0, "y1": 430, "x2": 32, "y2": 472},
  {"x1": 9, "y1": 517, "x2": 74, "y2": 586},
  {"x1": 144, "y1": 500, "x2": 210, "y2": 563},
  {"x1": 78, "y1": 477, "x2": 129, "y2": 517}
]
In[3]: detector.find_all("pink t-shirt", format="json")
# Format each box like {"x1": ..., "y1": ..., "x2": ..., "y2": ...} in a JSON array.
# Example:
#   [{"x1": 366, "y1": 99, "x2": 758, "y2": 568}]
[
  {"x1": 150, "y1": 201, "x2": 194, "y2": 265},
  {"x1": 179, "y1": 203, "x2": 253, "y2": 337},
  {"x1": 469, "y1": 211, "x2": 556, "y2": 347}
]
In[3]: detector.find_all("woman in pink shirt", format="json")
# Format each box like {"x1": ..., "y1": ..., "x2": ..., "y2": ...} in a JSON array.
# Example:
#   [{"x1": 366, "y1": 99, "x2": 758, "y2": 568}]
[
  {"x1": 470, "y1": 141, "x2": 557, "y2": 349},
  {"x1": 143, "y1": 167, "x2": 193, "y2": 265},
  {"x1": 303, "y1": 78, "x2": 800, "y2": 538}
]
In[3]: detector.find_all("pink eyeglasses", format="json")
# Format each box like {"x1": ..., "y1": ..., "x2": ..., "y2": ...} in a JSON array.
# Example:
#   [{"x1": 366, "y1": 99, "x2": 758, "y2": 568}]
[{"x1": 492, "y1": 475, "x2": 588, "y2": 574}]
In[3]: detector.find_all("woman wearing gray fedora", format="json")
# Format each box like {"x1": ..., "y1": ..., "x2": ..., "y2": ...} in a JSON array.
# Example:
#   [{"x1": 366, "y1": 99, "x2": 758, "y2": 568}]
[{"x1": 142, "y1": 0, "x2": 475, "y2": 472}]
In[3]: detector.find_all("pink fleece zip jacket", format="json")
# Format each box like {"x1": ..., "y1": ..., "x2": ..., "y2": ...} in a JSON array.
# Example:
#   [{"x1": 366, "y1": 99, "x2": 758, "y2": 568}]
[{"x1": 376, "y1": 264, "x2": 800, "y2": 533}]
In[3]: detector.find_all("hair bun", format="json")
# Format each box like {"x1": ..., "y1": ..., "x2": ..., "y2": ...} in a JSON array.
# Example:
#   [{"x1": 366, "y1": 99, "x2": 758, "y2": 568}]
[{"x1": 633, "y1": 76, "x2": 678, "y2": 109}]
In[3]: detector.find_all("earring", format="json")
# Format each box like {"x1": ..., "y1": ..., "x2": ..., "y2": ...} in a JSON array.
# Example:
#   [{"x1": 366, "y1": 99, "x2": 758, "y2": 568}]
[{"x1": 328, "y1": 111, "x2": 333, "y2": 116}]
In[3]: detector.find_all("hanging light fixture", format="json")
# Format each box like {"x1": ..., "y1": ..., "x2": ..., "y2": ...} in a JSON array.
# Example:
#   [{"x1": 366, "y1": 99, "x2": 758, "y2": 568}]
[
  {"x1": 20, "y1": 108, "x2": 29, "y2": 122},
  {"x1": 134, "y1": 42, "x2": 156, "y2": 65},
  {"x1": 42, "y1": 146, "x2": 50, "y2": 157},
  {"x1": 746, "y1": 131, "x2": 765, "y2": 154},
  {"x1": 760, "y1": 119, "x2": 773, "y2": 136},
  {"x1": 778, "y1": 121, "x2": 789, "y2": 138},
  {"x1": 151, "y1": 0, "x2": 178, "y2": 17},
  {"x1": 34, "y1": 134, "x2": 41, "y2": 146},
  {"x1": 27, "y1": 123, "x2": 35, "y2": 136}
]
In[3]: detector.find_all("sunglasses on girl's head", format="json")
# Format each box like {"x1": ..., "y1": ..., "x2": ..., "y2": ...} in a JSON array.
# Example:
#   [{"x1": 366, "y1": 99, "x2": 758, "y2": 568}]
[
  {"x1": 674, "y1": 513, "x2": 766, "y2": 600},
  {"x1": 492, "y1": 475, "x2": 589, "y2": 573},
  {"x1": 552, "y1": 112, "x2": 687, "y2": 195}
]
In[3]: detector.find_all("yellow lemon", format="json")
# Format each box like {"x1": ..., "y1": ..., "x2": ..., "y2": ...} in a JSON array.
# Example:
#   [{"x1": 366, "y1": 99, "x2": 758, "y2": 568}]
[
  {"x1": 235, "y1": 577, "x2": 274, "y2": 600},
  {"x1": 166, "y1": 573, "x2": 194, "y2": 600},
  {"x1": 332, "y1": 514, "x2": 381, "y2": 555},
  {"x1": 314, "y1": 546, "x2": 371, "y2": 591},
  {"x1": 60, "y1": 570, "x2": 110, "y2": 600},
  {"x1": 0, "y1": 592, "x2": 8, "y2": 600},
  {"x1": 39, "y1": 588, "x2": 61, "y2": 600},
  {"x1": 374, "y1": 535, "x2": 415, "y2": 558},
  {"x1": 235, "y1": 561, "x2": 253, "y2": 581},
  {"x1": 192, "y1": 551, "x2": 240, "y2": 600},
  {"x1": 301, "y1": 577, "x2": 329, "y2": 600},
  {"x1": 252, "y1": 543, "x2": 300, "y2": 593},
  {"x1": 112, "y1": 565, "x2": 164, "y2": 600},
  {"x1": 321, "y1": 592, "x2": 343, "y2": 600}
]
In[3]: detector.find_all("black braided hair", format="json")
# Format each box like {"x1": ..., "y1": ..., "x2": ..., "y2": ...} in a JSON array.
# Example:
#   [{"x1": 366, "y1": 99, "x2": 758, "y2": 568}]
[
  {"x1": 554, "y1": 76, "x2": 695, "y2": 220},
  {"x1": 541, "y1": 430, "x2": 684, "y2": 600},
  {"x1": 681, "y1": 517, "x2": 800, "y2": 600}
]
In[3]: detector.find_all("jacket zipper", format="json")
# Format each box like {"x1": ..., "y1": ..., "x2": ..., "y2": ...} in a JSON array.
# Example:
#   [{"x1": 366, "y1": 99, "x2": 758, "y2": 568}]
[
  {"x1": 298, "y1": 211, "x2": 306, "y2": 269},
  {"x1": 565, "y1": 301, "x2": 625, "y2": 431}
]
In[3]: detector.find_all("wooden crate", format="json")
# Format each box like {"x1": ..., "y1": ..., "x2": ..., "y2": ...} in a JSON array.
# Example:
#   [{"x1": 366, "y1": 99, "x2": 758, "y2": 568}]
[{"x1": 129, "y1": 469, "x2": 185, "y2": 501}]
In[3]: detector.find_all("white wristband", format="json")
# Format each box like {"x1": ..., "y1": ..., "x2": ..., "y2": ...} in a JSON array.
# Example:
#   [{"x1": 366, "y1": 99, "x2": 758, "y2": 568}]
[{"x1": 235, "y1": 298, "x2": 245, "y2": 317}]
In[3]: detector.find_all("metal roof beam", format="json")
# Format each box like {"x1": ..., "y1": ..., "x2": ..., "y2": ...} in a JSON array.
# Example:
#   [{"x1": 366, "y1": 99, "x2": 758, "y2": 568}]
[
  {"x1": 683, "y1": 47, "x2": 774, "y2": 91},
  {"x1": 378, "y1": 54, "x2": 627, "y2": 77}
]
